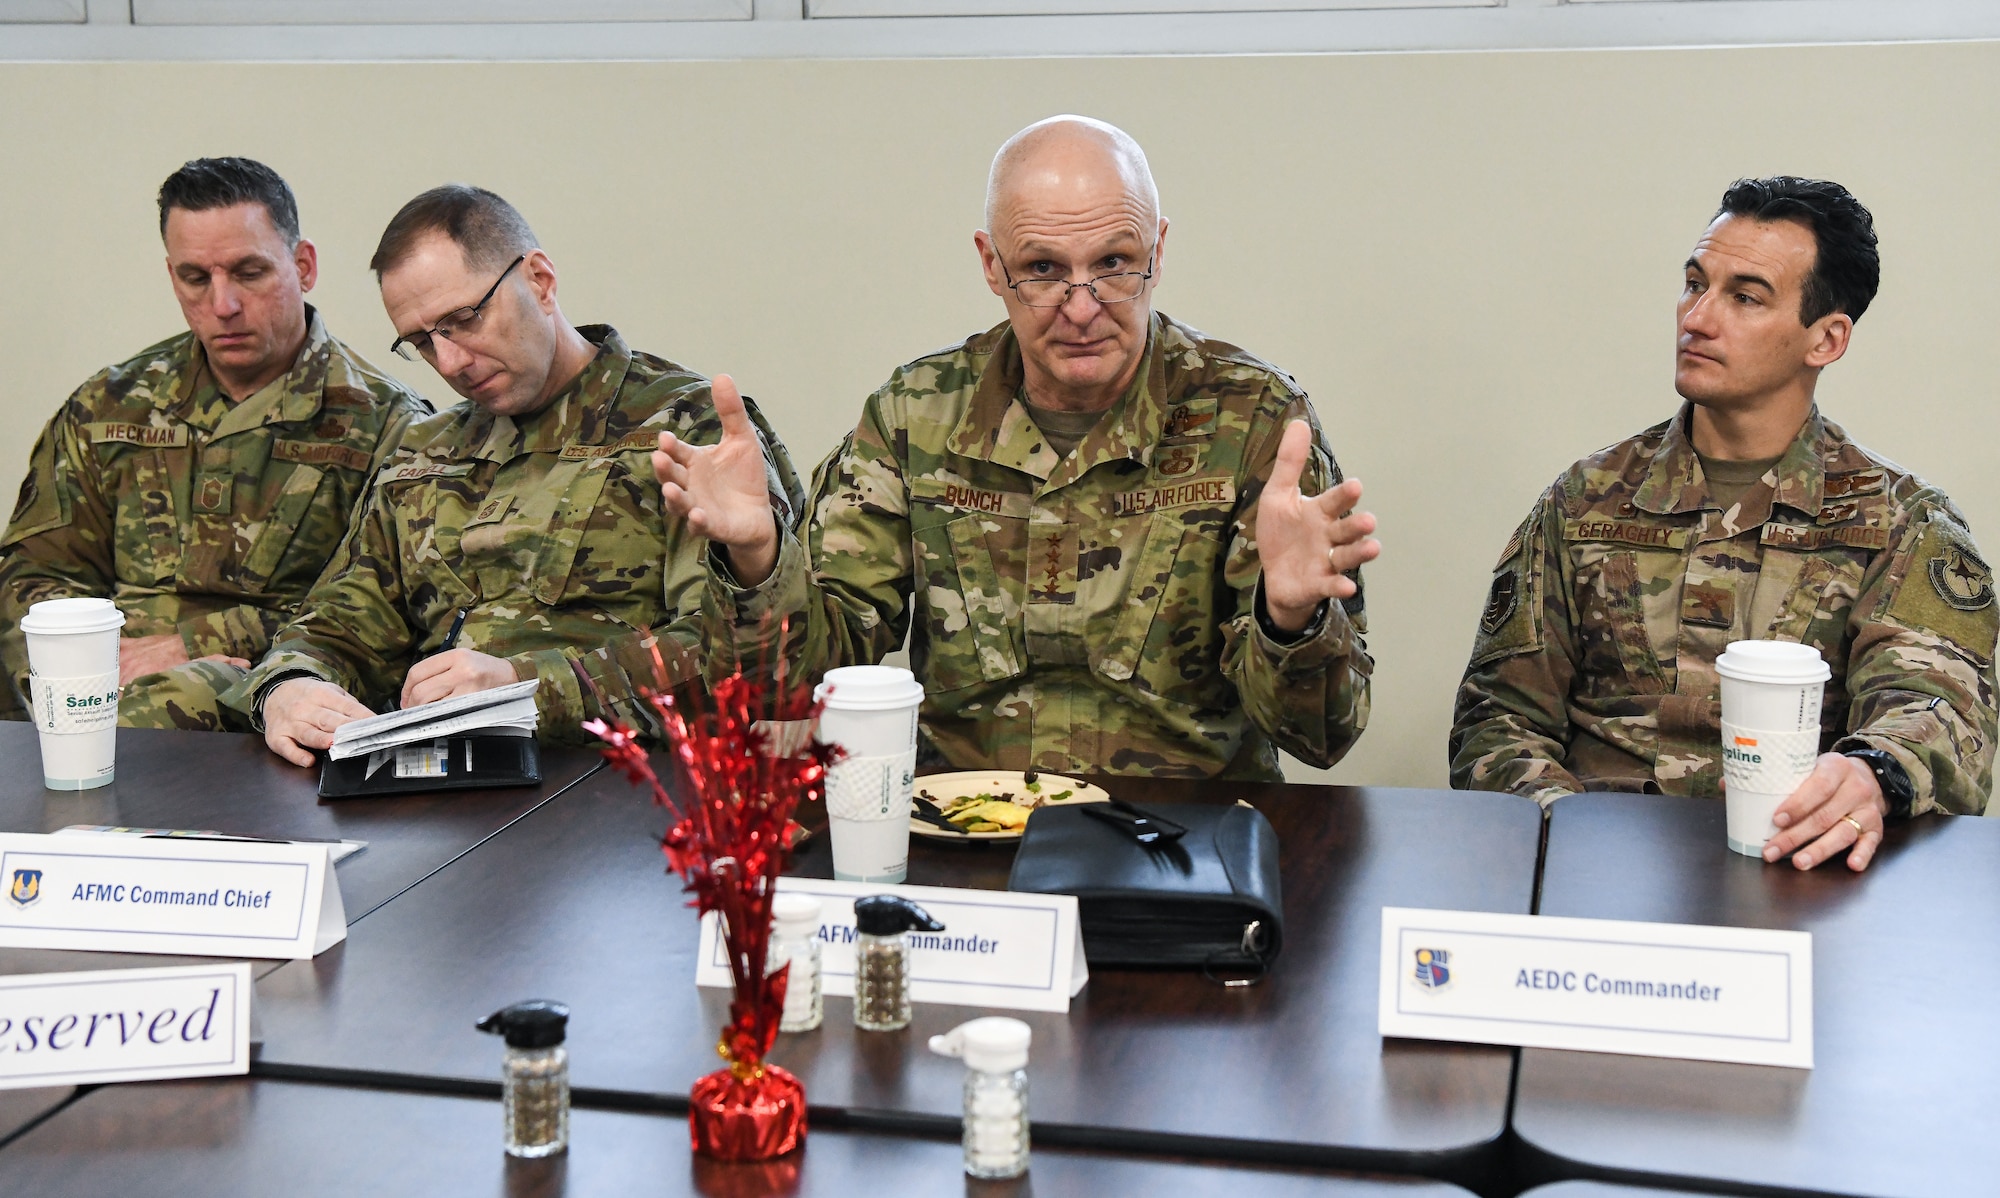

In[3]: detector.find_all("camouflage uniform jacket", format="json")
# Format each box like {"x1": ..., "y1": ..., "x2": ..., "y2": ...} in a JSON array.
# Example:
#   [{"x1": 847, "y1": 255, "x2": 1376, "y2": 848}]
[
  {"x1": 0, "y1": 308, "x2": 429, "y2": 705},
  {"x1": 225, "y1": 326, "x2": 804, "y2": 744},
  {"x1": 1450, "y1": 404, "x2": 1997, "y2": 815},
  {"x1": 709, "y1": 312, "x2": 1372, "y2": 780}
]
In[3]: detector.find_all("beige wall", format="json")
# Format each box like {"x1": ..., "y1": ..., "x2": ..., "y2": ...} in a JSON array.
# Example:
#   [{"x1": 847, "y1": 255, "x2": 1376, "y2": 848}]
[{"x1": 2, "y1": 46, "x2": 1996, "y2": 792}]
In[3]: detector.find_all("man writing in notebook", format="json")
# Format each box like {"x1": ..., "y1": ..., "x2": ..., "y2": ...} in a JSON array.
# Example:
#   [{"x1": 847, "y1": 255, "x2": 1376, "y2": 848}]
[{"x1": 225, "y1": 185, "x2": 803, "y2": 766}]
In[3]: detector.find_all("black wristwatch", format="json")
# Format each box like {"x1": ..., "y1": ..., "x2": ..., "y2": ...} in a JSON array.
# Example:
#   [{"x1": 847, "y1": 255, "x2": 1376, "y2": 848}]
[{"x1": 1843, "y1": 748, "x2": 1916, "y2": 821}]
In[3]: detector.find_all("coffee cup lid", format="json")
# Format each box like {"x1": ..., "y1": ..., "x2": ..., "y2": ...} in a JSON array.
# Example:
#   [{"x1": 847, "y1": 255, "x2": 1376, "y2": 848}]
[
  {"x1": 813, "y1": 665, "x2": 924, "y2": 710},
  {"x1": 19, "y1": 598, "x2": 126, "y2": 637},
  {"x1": 1715, "y1": 640, "x2": 1831, "y2": 685}
]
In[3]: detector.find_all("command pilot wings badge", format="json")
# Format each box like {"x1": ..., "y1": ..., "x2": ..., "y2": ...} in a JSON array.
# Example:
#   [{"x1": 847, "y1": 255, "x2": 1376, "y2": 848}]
[{"x1": 8, "y1": 868, "x2": 42, "y2": 908}]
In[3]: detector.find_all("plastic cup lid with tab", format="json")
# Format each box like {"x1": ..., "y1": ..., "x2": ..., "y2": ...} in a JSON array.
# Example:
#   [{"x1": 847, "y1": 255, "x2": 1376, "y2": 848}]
[
  {"x1": 19, "y1": 598, "x2": 126, "y2": 637},
  {"x1": 1715, "y1": 640, "x2": 1831, "y2": 686},
  {"x1": 814, "y1": 665, "x2": 924, "y2": 711},
  {"x1": 929, "y1": 1016, "x2": 1031, "y2": 1073}
]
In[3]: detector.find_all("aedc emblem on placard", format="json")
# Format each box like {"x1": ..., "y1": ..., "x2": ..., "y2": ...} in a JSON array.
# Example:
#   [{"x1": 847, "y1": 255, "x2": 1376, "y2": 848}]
[
  {"x1": 1413, "y1": 947, "x2": 1452, "y2": 991},
  {"x1": 8, "y1": 868, "x2": 43, "y2": 908}
]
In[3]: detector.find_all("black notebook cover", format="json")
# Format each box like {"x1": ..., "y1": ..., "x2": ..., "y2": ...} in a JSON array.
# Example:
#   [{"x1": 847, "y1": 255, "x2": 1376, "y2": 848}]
[{"x1": 318, "y1": 733, "x2": 542, "y2": 799}]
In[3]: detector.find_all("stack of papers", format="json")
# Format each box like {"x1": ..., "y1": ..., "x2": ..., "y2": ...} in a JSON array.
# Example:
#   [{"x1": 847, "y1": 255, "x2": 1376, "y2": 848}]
[{"x1": 329, "y1": 679, "x2": 540, "y2": 761}]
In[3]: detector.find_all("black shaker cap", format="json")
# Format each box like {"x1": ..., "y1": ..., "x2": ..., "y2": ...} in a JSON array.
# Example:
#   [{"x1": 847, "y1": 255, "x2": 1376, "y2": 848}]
[
  {"x1": 476, "y1": 1000, "x2": 570, "y2": 1048},
  {"x1": 854, "y1": 894, "x2": 946, "y2": 935}
]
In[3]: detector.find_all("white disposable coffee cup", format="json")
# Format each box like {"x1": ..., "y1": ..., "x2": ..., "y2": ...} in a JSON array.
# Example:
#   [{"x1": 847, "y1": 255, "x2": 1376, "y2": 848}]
[
  {"x1": 814, "y1": 665, "x2": 924, "y2": 884},
  {"x1": 1715, "y1": 640, "x2": 1830, "y2": 857},
  {"x1": 18, "y1": 597, "x2": 127, "y2": 791}
]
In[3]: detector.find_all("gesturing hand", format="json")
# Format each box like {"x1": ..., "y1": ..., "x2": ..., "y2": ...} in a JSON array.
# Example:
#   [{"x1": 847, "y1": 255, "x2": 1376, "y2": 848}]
[
  {"x1": 654, "y1": 373, "x2": 781, "y2": 586},
  {"x1": 1255, "y1": 419, "x2": 1382, "y2": 635}
]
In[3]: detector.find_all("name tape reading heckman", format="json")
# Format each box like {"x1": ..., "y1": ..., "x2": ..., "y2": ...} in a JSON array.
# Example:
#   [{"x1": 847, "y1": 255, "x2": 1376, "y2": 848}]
[
  {"x1": 0, "y1": 833, "x2": 346, "y2": 960},
  {"x1": 1378, "y1": 906, "x2": 1813, "y2": 1069},
  {"x1": 697, "y1": 877, "x2": 1087, "y2": 1014},
  {"x1": 0, "y1": 963, "x2": 253, "y2": 1090}
]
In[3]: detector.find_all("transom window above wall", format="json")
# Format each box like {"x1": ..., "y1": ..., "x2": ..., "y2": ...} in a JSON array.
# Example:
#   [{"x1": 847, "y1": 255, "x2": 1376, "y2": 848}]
[{"x1": 1, "y1": 0, "x2": 1994, "y2": 56}]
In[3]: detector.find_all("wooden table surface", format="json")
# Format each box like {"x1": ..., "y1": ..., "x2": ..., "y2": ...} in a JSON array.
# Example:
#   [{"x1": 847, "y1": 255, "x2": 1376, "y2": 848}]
[
  {"x1": 1514, "y1": 793, "x2": 2000, "y2": 1197},
  {"x1": 0, "y1": 1077, "x2": 1477, "y2": 1197},
  {"x1": 252, "y1": 771, "x2": 1541, "y2": 1183}
]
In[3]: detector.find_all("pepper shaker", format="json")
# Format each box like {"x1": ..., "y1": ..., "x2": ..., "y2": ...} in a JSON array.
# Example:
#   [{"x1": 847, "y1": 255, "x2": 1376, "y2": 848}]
[
  {"x1": 475, "y1": 999, "x2": 570, "y2": 1158},
  {"x1": 851, "y1": 894, "x2": 945, "y2": 1031}
]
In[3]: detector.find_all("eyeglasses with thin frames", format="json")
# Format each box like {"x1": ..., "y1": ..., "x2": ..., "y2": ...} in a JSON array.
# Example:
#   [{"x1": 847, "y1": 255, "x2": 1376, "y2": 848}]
[
  {"x1": 389, "y1": 254, "x2": 526, "y2": 362},
  {"x1": 998, "y1": 247, "x2": 1156, "y2": 309}
]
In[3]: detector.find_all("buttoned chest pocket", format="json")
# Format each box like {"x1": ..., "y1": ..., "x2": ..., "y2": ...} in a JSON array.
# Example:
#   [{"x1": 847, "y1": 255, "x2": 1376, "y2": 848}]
[
  {"x1": 918, "y1": 509, "x2": 1027, "y2": 687},
  {"x1": 232, "y1": 463, "x2": 329, "y2": 589},
  {"x1": 1758, "y1": 548, "x2": 1869, "y2": 676},
  {"x1": 459, "y1": 456, "x2": 619, "y2": 607},
  {"x1": 98, "y1": 445, "x2": 182, "y2": 586},
  {"x1": 1093, "y1": 506, "x2": 1231, "y2": 701},
  {"x1": 1569, "y1": 546, "x2": 1672, "y2": 697}
]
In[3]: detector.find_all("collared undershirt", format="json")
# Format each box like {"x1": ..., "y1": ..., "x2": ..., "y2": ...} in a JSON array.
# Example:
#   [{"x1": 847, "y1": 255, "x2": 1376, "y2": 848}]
[
  {"x1": 1696, "y1": 451, "x2": 1784, "y2": 516},
  {"x1": 1023, "y1": 399, "x2": 1108, "y2": 460}
]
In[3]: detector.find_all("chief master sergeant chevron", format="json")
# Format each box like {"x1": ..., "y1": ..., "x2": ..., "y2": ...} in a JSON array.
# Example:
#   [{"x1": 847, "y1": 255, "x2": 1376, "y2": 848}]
[
  {"x1": 1450, "y1": 177, "x2": 1997, "y2": 873},
  {"x1": 657, "y1": 115, "x2": 1380, "y2": 780},
  {"x1": 0, "y1": 157, "x2": 430, "y2": 730},
  {"x1": 221, "y1": 184, "x2": 803, "y2": 765}
]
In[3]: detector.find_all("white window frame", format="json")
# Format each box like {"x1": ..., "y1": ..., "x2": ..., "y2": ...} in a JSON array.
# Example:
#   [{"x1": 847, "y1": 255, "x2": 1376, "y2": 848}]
[
  {"x1": 131, "y1": 0, "x2": 748, "y2": 24},
  {"x1": 0, "y1": 0, "x2": 84, "y2": 22},
  {"x1": 807, "y1": 0, "x2": 1489, "y2": 16}
]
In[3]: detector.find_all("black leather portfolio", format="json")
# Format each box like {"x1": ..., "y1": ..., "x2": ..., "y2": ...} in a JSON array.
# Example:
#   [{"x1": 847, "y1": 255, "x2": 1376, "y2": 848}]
[
  {"x1": 1007, "y1": 801, "x2": 1283, "y2": 971},
  {"x1": 317, "y1": 733, "x2": 542, "y2": 800}
]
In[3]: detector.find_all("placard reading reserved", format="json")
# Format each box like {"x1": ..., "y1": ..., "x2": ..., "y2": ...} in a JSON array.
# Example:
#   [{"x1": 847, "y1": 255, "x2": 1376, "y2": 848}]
[
  {"x1": 0, "y1": 963, "x2": 253, "y2": 1090},
  {"x1": 697, "y1": 877, "x2": 1087, "y2": 1013},
  {"x1": 0, "y1": 833, "x2": 346, "y2": 960},
  {"x1": 1378, "y1": 906, "x2": 1813, "y2": 1069}
]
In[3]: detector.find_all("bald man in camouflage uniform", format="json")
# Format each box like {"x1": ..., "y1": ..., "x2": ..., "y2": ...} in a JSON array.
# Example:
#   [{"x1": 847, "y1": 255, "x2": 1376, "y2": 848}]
[
  {"x1": 1453, "y1": 178, "x2": 1995, "y2": 873},
  {"x1": 229, "y1": 185, "x2": 802, "y2": 765},
  {"x1": 0, "y1": 158, "x2": 428, "y2": 730},
  {"x1": 660, "y1": 117, "x2": 1380, "y2": 780}
]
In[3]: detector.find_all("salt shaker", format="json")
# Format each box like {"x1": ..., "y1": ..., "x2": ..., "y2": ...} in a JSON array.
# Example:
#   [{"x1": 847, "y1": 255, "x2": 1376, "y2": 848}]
[
  {"x1": 929, "y1": 1017, "x2": 1032, "y2": 1179},
  {"x1": 851, "y1": 894, "x2": 944, "y2": 1032},
  {"x1": 475, "y1": 999, "x2": 570, "y2": 1158},
  {"x1": 770, "y1": 892, "x2": 824, "y2": 1033}
]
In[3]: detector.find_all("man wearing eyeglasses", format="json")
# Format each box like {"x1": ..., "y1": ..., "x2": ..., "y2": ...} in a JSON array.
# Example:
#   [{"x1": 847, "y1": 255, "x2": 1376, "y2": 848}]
[
  {"x1": 0, "y1": 157, "x2": 429, "y2": 730},
  {"x1": 659, "y1": 116, "x2": 1379, "y2": 779},
  {"x1": 224, "y1": 184, "x2": 804, "y2": 765}
]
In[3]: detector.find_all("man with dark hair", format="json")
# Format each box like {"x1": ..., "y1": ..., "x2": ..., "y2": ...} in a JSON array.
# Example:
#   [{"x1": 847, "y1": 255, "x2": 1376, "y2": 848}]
[
  {"x1": 1452, "y1": 177, "x2": 1996, "y2": 872},
  {"x1": 0, "y1": 156, "x2": 430, "y2": 729},
  {"x1": 224, "y1": 184, "x2": 804, "y2": 765}
]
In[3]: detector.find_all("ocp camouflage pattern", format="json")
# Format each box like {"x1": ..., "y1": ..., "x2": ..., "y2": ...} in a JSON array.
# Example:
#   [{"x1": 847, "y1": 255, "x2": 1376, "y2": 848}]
[
  {"x1": 226, "y1": 326, "x2": 805, "y2": 743},
  {"x1": 709, "y1": 312, "x2": 1372, "y2": 780},
  {"x1": 0, "y1": 308, "x2": 429, "y2": 716},
  {"x1": 1450, "y1": 405, "x2": 1998, "y2": 814}
]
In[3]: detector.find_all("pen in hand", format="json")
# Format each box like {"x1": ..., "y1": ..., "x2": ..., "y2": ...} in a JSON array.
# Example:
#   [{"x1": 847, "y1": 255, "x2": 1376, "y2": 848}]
[{"x1": 438, "y1": 606, "x2": 471, "y2": 655}]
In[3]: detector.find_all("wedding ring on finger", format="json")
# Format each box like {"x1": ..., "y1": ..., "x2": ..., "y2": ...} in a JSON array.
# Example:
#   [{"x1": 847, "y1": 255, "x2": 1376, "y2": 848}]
[{"x1": 1842, "y1": 814, "x2": 1865, "y2": 836}]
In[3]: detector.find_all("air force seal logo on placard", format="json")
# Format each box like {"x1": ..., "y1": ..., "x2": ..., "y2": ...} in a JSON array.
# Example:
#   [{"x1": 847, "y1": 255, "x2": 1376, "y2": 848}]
[
  {"x1": 1414, "y1": 947, "x2": 1451, "y2": 991},
  {"x1": 8, "y1": 868, "x2": 43, "y2": 908}
]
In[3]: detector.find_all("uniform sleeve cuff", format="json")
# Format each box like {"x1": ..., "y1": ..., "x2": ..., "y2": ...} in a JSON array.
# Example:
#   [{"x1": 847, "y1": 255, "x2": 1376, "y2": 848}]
[
  {"x1": 710, "y1": 533, "x2": 809, "y2": 630},
  {"x1": 1251, "y1": 580, "x2": 1353, "y2": 672}
]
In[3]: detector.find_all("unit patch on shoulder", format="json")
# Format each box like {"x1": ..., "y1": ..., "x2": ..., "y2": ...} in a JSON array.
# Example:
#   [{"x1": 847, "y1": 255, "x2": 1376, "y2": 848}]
[
  {"x1": 1480, "y1": 572, "x2": 1518, "y2": 635},
  {"x1": 1929, "y1": 544, "x2": 1995, "y2": 612}
]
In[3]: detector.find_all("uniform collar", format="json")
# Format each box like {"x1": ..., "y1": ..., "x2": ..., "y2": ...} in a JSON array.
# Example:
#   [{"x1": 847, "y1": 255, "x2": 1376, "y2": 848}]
[
  {"x1": 945, "y1": 311, "x2": 1165, "y2": 486},
  {"x1": 172, "y1": 305, "x2": 333, "y2": 435},
  {"x1": 1632, "y1": 402, "x2": 1829, "y2": 518},
  {"x1": 458, "y1": 325, "x2": 631, "y2": 462}
]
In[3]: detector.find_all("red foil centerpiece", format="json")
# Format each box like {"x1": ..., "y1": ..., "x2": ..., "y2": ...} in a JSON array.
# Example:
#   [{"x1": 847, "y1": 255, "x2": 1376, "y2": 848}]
[{"x1": 587, "y1": 651, "x2": 833, "y2": 1162}]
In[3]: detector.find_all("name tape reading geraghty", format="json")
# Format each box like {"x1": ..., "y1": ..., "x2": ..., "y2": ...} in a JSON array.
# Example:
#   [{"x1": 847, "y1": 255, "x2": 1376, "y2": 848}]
[
  {"x1": 697, "y1": 877, "x2": 1087, "y2": 1014},
  {"x1": 1378, "y1": 906, "x2": 1813, "y2": 1069},
  {"x1": 0, "y1": 833, "x2": 347, "y2": 960},
  {"x1": 0, "y1": 963, "x2": 253, "y2": 1090}
]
